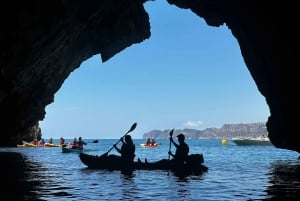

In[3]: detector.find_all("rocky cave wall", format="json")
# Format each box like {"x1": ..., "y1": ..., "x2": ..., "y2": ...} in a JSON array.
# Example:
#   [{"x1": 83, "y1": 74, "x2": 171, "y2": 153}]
[{"x1": 0, "y1": 0, "x2": 299, "y2": 153}]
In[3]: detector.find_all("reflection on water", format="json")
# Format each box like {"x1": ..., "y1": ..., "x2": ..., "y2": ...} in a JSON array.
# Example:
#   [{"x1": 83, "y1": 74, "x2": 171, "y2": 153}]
[
  {"x1": 1, "y1": 140, "x2": 300, "y2": 200},
  {"x1": 1, "y1": 152, "x2": 43, "y2": 200},
  {"x1": 120, "y1": 172, "x2": 138, "y2": 201},
  {"x1": 264, "y1": 160, "x2": 300, "y2": 200}
]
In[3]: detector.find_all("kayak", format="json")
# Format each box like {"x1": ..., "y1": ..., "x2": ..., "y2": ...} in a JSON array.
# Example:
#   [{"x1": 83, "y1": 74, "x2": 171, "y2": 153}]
[
  {"x1": 79, "y1": 152, "x2": 208, "y2": 175},
  {"x1": 140, "y1": 143, "x2": 159, "y2": 148},
  {"x1": 17, "y1": 141, "x2": 61, "y2": 148},
  {"x1": 62, "y1": 146, "x2": 83, "y2": 153},
  {"x1": 44, "y1": 143, "x2": 60, "y2": 147},
  {"x1": 17, "y1": 143, "x2": 37, "y2": 148}
]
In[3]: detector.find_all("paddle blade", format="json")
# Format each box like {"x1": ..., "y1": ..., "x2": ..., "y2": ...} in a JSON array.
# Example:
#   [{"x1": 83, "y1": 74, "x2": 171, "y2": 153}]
[
  {"x1": 103, "y1": 122, "x2": 138, "y2": 156},
  {"x1": 169, "y1": 128, "x2": 174, "y2": 137},
  {"x1": 127, "y1": 122, "x2": 137, "y2": 133}
]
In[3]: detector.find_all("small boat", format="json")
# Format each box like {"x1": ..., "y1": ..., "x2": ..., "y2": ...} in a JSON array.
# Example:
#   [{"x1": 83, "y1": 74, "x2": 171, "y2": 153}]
[
  {"x1": 232, "y1": 136, "x2": 272, "y2": 146},
  {"x1": 140, "y1": 143, "x2": 159, "y2": 148},
  {"x1": 79, "y1": 153, "x2": 208, "y2": 175},
  {"x1": 62, "y1": 146, "x2": 83, "y2": 153}
]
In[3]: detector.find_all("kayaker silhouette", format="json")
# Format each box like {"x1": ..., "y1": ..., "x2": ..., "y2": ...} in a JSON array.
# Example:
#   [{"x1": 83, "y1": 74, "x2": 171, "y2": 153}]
[
  {"x1": 168, "y1": 133, "x2": 189, "y2": 167},
  {"x1": 113, "y1": 135, "x2": 136, "y2": 168}
]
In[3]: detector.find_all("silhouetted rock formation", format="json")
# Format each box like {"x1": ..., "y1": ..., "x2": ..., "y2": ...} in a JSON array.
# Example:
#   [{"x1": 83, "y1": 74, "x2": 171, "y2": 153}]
[
  {"x1": 0, "y1": 0, "x2": 298, "y2": 153},
  {"x1": 143, "y1": 122, "x2": 267, "y2": 139}
]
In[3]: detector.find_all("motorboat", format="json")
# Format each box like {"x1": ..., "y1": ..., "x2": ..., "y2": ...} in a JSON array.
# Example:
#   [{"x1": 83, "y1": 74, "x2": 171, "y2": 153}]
[{"x1": 232, "y1": 135, "x2": 272, "y2": 146}]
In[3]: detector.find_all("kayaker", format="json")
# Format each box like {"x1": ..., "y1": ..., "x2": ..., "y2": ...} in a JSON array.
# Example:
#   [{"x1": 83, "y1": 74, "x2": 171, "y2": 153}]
[
  {"x1": 31, "y1": 139, "x2": 38, "y2": 146},
  {"x1": 48, "y1": 138, "x2": 53, "y2": 144},
  {"x1": 78, "y1": 137, "x2": 87, "y2": 149},
  {"x1": 151, "y1": 138, "x2": 156, "y2": 146},
  {"x1": 59, "y1": 137, "x2": 65, "y2": 145},
  {"x1": 113, "y1": 135, "x2": 136, "y2": 167},
  {"x1": 39, "y1": 139, "x2": 45, "y2": 146},
  {"x1": 145, "y1": 138, "x2": 151, "y2": 146},
  {"x1": 70, "y1": 137, "x2": 78, "y2": 148},
  {"x1": 168, "y1": 133, "x2": 189, "y2": 167}
]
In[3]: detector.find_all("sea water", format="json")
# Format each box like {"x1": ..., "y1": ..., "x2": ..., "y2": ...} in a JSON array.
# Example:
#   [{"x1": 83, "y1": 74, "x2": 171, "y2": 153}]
[{"x1": 1, "y1": 139, "x2": 300, "y2": 200}]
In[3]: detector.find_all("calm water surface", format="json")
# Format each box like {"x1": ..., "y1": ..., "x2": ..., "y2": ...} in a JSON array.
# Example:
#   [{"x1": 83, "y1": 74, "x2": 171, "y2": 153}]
[{"x1": 1, "y1": 139, "x2": 300, "y2": 200}]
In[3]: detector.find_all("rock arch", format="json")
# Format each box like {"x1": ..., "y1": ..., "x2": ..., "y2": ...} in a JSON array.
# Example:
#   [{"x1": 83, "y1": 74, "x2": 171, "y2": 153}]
[{"x1": 0, "y1": 0, "x2": 298, "y2": 153}]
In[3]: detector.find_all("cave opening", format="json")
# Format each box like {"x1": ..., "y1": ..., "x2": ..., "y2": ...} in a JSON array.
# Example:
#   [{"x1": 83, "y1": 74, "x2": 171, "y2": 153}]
[{"x1": 39, "y1": 1, "x2": 269, "y2": 140}]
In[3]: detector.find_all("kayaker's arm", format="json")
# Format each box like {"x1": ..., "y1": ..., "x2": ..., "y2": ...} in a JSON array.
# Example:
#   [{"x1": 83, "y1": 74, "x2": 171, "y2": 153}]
[
  {"x1": 113, "y1": 144, "x2": 121, "y2": 153},
  {"x1": 120, "y1": 137, "x2": 125, "y2": 144},
  {"x1": 113, "y1": 137, "x2": 126, "y2": 154},
  {"x1": 170, "y1": 136, "x2": 179, "y2": 148},
  {"x1": 168, "y1": 151, "x2": 175, "y2": 158}
]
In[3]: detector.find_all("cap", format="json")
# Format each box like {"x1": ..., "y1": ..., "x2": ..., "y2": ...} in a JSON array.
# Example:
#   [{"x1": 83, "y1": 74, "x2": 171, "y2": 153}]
[{"x1": 176, "y1": 133, "x2": 185, "y2": 139}]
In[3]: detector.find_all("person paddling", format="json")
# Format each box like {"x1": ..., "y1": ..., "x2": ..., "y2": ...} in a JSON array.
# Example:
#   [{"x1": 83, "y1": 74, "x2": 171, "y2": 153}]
[
  {"x1": 113, "y1": 135, "x2": 136, "y2": 168},
  {"x1": 78, "y1": 137, "x2": 87, "y2": 149},
  {"x1": 168, "y1": 133, "x2": 189, "y2": 168},
  {"x1": 59, "y1": 137, "x2": 65, "y2": 146}
]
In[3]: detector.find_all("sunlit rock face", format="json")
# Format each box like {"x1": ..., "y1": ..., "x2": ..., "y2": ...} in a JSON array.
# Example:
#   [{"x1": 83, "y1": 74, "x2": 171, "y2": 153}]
[{"x1": 0, "y1": 0, "x2": 298, "y2": 153}]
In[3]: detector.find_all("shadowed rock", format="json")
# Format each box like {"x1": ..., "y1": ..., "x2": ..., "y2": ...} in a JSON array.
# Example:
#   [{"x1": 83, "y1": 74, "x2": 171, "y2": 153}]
[{"x1": 0, "y1": 0, "x2": 299, "y2": 153}]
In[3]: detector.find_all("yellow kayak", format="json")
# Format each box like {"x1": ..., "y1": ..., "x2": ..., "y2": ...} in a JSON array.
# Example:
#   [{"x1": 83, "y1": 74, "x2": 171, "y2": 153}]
[
  {"x1": 44, "y1": 143, "x2": 60, "y2": 147},
  {"x1": 18, "y1": 141, "x2": 38, "y2": 147},
  {"x1": 17, "y1": 141, "x2": 61, "y2": 148}
]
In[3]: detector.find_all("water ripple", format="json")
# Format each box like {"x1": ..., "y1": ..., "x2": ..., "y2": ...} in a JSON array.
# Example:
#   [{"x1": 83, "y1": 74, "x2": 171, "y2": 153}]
[{"x1": 1, "y1": 139, "x2": 300, "y2": 200}]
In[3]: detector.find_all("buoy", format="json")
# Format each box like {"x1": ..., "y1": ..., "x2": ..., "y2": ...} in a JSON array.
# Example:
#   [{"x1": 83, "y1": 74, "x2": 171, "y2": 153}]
[{"x1": 221, "y1": 139, "x2": 227, "y2": 145}]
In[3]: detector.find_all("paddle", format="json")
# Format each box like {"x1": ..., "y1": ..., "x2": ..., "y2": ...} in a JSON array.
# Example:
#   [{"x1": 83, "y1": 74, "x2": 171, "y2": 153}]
[
  {"x1": 99, "y1": 122, "x2": 137, "y2": 158},
  {"x1": 168, "y1": 129, "x2": 174, "y2": 160}
]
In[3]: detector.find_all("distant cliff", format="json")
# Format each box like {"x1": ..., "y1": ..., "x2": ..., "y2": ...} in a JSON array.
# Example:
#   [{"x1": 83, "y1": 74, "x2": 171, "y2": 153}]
[{"x1": 143, "y1": 122, "x2": 267, "y2": 139}]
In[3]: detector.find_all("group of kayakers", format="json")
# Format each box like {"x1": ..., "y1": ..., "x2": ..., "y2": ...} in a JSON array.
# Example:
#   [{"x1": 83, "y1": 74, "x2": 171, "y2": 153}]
[
  {"x1": 25, "y1": 129, "x2": 188, "y2": 169},
  {"x1": 28, "y1": 137, "x2": 86, "y2": 149},
  {"x1": 30, "y1": 137, "x2": 55, "y2": 147},
  {"x1": 112, "y1": 133, "x2": 189, "y2": 169},
  {"x1": 68, "y1": 137, "x2": 87, "y2": 149}
]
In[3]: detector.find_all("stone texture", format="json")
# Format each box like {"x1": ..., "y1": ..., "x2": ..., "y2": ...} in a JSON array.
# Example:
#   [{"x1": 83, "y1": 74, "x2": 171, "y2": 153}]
[
  {"x1": 0, "y1": 0, "x2": 299, "y2": 153},
  {"x1": 0, "y1": 0, "x2": 150, "y2": 146}
]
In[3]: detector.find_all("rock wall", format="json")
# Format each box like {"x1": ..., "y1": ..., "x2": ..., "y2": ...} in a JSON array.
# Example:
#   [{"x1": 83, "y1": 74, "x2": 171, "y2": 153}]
[
  {"x1": 0, "y1": 0, "x2": 298, "y2": 153},
  {"x1": 0, "y1": 0, "x2": 150, "y2": 146}
]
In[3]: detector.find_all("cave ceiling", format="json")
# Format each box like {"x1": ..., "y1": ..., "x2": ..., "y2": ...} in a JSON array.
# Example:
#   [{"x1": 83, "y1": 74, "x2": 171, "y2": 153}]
[{"x1": 0, "y1": 0, "x2": 298, "y2": 153}]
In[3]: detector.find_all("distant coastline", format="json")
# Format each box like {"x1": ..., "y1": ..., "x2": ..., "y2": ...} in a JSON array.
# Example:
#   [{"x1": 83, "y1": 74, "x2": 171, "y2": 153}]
[{"x1": 143, "y1": 122, "x2": 267, "y2": 139}]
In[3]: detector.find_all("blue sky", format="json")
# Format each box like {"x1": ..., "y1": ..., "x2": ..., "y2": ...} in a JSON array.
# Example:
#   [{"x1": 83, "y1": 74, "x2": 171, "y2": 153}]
[{"x1": 39, "y1": 1, "x2": 270, "y2": 139}]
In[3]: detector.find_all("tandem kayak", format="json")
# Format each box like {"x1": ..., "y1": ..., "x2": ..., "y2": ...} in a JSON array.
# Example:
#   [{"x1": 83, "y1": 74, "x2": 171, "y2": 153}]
[
  {"x1": 62, "y1": 146, "x2": 83, "y2": 153},
  {"x1": 17, "y1": 141, "x2": 37, "y2": 147},
  {"x1": 79, "y1": 153, "x2": 208, "y2": 175},
  {"x1": 17, "y1": 141, "x2": 61, "y2": 148},
  {"x1": 140, "y1": 143, "x2": 159, "y2": 148}
]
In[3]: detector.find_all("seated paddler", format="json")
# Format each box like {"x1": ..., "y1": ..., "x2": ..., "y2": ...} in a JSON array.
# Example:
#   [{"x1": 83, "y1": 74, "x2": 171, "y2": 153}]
[
  {"x1": 113, "y1": 135, "x2": 136, "y2": 167},
  {"x1": 168, "y1": 133, "x2": 189, "y2": 167}
]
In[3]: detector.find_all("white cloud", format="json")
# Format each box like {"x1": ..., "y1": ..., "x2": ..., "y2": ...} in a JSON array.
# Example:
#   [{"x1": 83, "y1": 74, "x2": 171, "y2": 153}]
[{"x1": 183, "y1": 120, "x2": 203, "y2": 128}]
